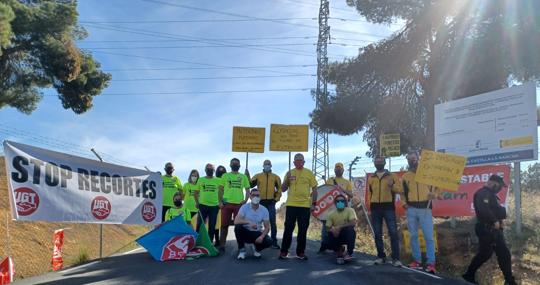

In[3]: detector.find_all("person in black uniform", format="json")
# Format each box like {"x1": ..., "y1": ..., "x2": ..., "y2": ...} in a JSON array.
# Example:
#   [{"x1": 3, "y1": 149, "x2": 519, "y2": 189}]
[{"x1": 462, "y1": 175, "x2": 516, "y2": 285}]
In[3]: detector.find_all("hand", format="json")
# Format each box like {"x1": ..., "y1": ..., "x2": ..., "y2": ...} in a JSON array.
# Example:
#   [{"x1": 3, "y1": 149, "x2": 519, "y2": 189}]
[
  {"x1": 218, "y1": 202, "x2": 224, "y2": 209},
  {"x1": 285, "y1": 171, "x2": 291, "y2": 182},
  {"x1": 331, "y1": 227, "x2": 340, "y2": 237},
  {"x1": 387, "y1": 180, "x2": 395, "y2": 188},
  {"x1": 402, "y1": 204, "x2": 409, "y2": 210},
  {"x1": 250, "y1": 223, "x2": 258, "y2": 230},
  {"x1": 493, "y1": 221, "x2": 501, "y2": 230},
  {"x1": 255, "y1": 236, "x2": 264, "y2": 244}
]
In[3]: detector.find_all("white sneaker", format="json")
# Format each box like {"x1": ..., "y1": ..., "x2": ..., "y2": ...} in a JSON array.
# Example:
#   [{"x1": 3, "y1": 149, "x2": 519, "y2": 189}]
[
  {"x1": 253, "y1": 250, "x2": 262, "y2": 258},
  {"x1": 392, "y1": 259, "x2": 403, "y2": 267},
  {"x1": 237, "y1": 250, "x2": 246, "y2": 260},
  {"x1": 373, "y1": 258, "x2": 385, "y2": 265}
]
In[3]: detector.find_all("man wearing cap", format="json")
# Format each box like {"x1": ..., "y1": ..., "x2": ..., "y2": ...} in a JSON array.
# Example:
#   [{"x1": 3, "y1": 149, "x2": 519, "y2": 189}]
[
  {"x1": 162, "y1": 162, "x2": 183, "y2": 222},
  {"x1": 463, "y1": 175, "x2": 516, "y2": 285},
  {"x1": 280, "y1": 153, "x2": 318, "y2": 260},
  {"x1": 250, "y1": 159, "x2": 282, "y2": 249}
]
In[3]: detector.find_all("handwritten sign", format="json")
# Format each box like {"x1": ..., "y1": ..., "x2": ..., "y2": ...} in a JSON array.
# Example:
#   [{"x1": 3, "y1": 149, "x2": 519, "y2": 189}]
[
  {"x1": 380, "y1": 133, "x2": 401, "y2": 157},
  {"x1": 232, "y1": 126, "x2": 265, "y2": 153},
  {"x1": 415, "y1": 150, "x2": 467, "y2": 191},
  {"x1": 269, "y1": 124, "x2": 309, "y2": 152}
]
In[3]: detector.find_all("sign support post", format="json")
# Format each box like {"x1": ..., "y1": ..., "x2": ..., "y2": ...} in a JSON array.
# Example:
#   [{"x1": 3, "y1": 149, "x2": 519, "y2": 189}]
[
  {"x1": 90, "y1": 148, "x2": 104, "y2": 260},
  {"x1": 514, "y1": 162, "x2": 522, "y2": 236}
]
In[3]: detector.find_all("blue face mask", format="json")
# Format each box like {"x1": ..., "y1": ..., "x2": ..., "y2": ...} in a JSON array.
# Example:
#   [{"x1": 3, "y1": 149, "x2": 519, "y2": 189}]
[{"x1": 336, "y1": 201, "x2": 345, "y2": 209}]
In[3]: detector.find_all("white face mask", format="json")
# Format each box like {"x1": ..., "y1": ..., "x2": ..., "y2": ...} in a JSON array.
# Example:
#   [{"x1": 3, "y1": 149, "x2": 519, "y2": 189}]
[
  {"x1": 190, "y1": 176, "x2": 198, "y2": 182},
  {"x1": 251, "y1": 197, "x2": 260, "y2": 205}
]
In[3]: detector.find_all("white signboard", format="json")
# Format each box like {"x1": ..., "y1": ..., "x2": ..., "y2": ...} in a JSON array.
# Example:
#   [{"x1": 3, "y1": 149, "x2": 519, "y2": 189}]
[
  {"x1": 435, "y1": 83, "x2": 538, "y2": 165},
  {"x1": 3, "y1": 141, "x2": 162, "y2": 225}
]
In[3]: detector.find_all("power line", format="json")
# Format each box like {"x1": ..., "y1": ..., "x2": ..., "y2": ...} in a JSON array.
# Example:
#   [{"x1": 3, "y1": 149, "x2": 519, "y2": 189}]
[
  {"x1": 81, "y1": 36, "x2": 319, "y2": 43},
  {"x1": 43, "y1": 88, "x2": 312, "y2": 97},
  {"x1": 101, "y1": 64, "x2": 317, "y2": 72},
  {"x1": 111, "y1": 74, "x2": 315, "y2": 82},
  {"x1": 81, "y1": 43, "x2": 317, "y2": 49},
  {"x1": 80, "y1": 17, "x2": 318, "y2": 24}
]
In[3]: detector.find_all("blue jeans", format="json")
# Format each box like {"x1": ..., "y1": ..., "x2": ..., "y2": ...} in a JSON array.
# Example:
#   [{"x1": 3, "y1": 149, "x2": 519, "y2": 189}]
[
  {"x1": 371, "y1": 207, "x2": 400, "y2": 260},
  {"x1": 260, "y1": 200, "x2": 278, "y2": 243},
  {"x1": 406, "y1": 207, "x2": 435, "y2": 264}
]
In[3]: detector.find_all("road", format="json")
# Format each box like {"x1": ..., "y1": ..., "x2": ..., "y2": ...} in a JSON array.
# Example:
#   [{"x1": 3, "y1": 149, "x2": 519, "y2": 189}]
[{"x1": 15, "y1": 236, "x2": 471, "y2": 285}]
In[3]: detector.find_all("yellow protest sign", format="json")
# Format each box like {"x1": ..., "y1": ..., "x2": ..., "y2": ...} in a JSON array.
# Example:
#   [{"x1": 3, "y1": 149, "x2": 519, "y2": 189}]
[
  {"x1": 380, "y1": 133, "x2": 401, "y2": 157},
  {"x1": 415, "y1": 150, "x2": 467, "y2": 191},
  {"x1": 232, "y1": 126, "x2": 265, "y2": 153},
  {"x1": 269, "y1": 124, "x2": 309, "y2": 152}
]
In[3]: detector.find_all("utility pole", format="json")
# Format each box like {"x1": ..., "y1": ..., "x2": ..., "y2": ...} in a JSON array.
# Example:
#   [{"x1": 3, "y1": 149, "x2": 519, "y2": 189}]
[
  {"x1": 312, "y1": 0, "x2": 330, "y2": 181},
  {"x1": 349, "y1": 156, "x2": 360, "y2": 180},
  {"x1": 90, "y1": 148, "x2": 104, "y2": 259}
]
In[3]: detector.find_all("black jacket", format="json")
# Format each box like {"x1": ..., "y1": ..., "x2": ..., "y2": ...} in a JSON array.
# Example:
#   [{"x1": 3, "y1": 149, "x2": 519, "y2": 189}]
[{"x1": 473, "y1": 186, "x2": 507, "y2": 225}]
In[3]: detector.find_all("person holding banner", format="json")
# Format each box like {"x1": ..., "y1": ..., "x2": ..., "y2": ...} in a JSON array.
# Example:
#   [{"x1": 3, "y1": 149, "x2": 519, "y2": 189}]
[
  {"x1": 367, "y1": 156, "x2": 403, "y2": 267},
  {"x1": 279, "y1": 153, "x2": 318, "y2": 260},
  {"x1": 214, "y1": 165, "x2": 227, "y2": 246},
  {"x1": 462, "y1": 175, "x2": 516, "y2": 285},
  {"x1": 234, "y1": 188, "x2": 273, "y2": 260},
  {"x1": 401, "y1": 151, "x2": 438, "y2": 273},
  {"x1": 218, "y1": 158, "x2": 250, "y2": 252},
  {"x1": 196, "y1": 164, "x2": 221, "y2": 244},
  {"x1": 183, "y1": 170, "x2": 200, "y2": 219},
  {"x1": 165, "y1": 191, "x2": 192, "y2": 224},
  {"x1": 162, "y1": 162, "x2": 183, "y2": 222},
  {"x1": 250, "y1": 159, "x2": 282, "y2": 249}
]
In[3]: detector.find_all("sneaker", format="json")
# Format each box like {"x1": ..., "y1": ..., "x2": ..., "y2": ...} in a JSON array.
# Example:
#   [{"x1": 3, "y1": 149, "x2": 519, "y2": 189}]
[
  {"x1": 344, "y1": 254, "x2": 353, "y2": 262},
  {"x1": 237, "y1": 250, "x2": 246, "y2": 260},
  {"x1": 253, "y1": 250, "x2": 262, "y2": 258},
  {"x1": 278, "y1": 251, "x2": 288, "y2": 260},
  {"x1": 336, "y1": 257, "x2": 345, "y2": 265},
  {"x1": 296, "y1": 253, "x2": 308, "y2": 261},
  {"x1": 408, "y1": 261, "x2": 422, "y2": 270},
  {"x1": 373, "y1": 257, "x2": 386, "y2": 265},
  {"x1": 391, "y1": 259, "x2": 403, "y2": 267},
  {"x1": 425, "y1": 263, "x2": 437, "y2": 274},
  {"x1": 462, "y1": 274, "x2": 477, "y2": 284}
]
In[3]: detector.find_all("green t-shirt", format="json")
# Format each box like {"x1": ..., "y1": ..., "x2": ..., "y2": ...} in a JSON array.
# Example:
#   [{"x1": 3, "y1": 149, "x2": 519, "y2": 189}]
[
  {"x1": 162, "y1": 175, "x2": 182, "y2": 207},
  {"x1": 183, "y1": 182, "x2": 198, "y2": 212},
  {"x1": 196, "y1": 177, "x2": 221, "y2": 206},
  {"x1": 165, "y1": 206, "x2": 191, "y2": 222},
  {"x1": 221, "y1": 172, "x2": 250, "y2": 204}
]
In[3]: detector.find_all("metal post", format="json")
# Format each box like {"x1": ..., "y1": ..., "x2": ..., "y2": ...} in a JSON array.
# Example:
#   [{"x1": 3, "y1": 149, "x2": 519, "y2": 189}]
[
  {"x1": 514, "y1": 162, "x2": 522, "y2": 236},
  {"x1": 288, "y1": 152, "x2": 291, "y2": 172},
  {"x1": 90, "y1": 148, "x2": 104, "y2": 259},
  {"x1": 245, "y1": 152, "x2": 249, "y2": 171}
]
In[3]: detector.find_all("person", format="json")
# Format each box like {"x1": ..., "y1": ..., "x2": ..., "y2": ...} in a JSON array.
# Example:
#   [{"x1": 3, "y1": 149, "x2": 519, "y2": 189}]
[
  {"x1": 279, "y1": 153, "x2": 318, "y2": 260},
  {"x1": 326, "y1": 194, "x2": 357, "y2": 264},
  {"x1": 320, "y1": 162, "x2": 354, "y2": 252},
  {"x1": 462, "y1": 175, "x2": 516, "y2": 285},
  {"x1": 183, "y1": 170, "x2": 200, "y2": 218},
  {"x1": 250, "y1": 159, "x2": 282, "y2": 249},
  {"x1": 195, "y1": 163, "x2": 221, "y2": 243},
  {"x1": 401, "y1": 151, "x2": 439, "y2": 273},
  {"x1": 367, "y1": 156, "x2": 403, "y2": 266},
  {"x1": 164, "y1": 191, "x2": 192, "y2": 224},
  {"x1": 214, "y1": 165, "x2": 227, "y2": 247},
  {"x1": 218, "y1": 158, "x2": 250, "y2": 251},
  {"x1": 234, "y1": 188, "x2": 273, "y2": 260},
  {"x1": 162, "y1": 162, "x2": 183, "y2": 222}
]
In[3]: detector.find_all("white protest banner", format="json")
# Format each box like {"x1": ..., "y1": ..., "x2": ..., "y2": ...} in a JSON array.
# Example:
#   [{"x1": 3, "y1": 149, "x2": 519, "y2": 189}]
[{"x1": 3, "y1": 141, "x2": 162, "y2": 225}]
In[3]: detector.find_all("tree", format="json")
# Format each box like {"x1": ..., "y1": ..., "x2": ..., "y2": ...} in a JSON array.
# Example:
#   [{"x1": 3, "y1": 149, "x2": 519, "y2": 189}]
[
  {"x1": 0, "y1": 0, "x2": 111, "y2": 114},
  {"x1": 522, "y1": 163, "x2": 540, "y2": 193},
  {"x1": 311, "y1": 0, "x2": 540, "y2": 156}
]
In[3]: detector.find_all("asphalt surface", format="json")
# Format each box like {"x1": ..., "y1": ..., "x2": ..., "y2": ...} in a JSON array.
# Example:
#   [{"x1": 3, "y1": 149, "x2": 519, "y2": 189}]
[{"x1": 15, "y1": 235, "x2": 472, "y2": 285}]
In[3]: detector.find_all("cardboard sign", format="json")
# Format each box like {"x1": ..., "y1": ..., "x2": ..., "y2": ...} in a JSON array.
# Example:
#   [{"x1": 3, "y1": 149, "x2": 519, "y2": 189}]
[
  {"x1": 231, "y1": 126, "x2": 265, "y2": 153},
  {"x1": 269, "y1": 124, "x2": 309, "y2": 152},
  {"x1": 415, "y1": 150, "x2": 467, "y2": 191},
  {"x1": 380, "y1": 133, "x2": 401, "y2": 157}
]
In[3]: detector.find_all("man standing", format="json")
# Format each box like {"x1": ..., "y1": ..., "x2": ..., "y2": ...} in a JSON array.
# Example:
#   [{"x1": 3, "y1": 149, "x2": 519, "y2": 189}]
[
  {"x1": 462, "y1": 175, "x2": 516, "y2": 285},
  {"x1": 219, "y1": 158, "x2": 250, "y2": 251},
  {"x1": 195, "y1": 164, "x2": 221, "y2": 242},
  {"x1": 250, "y1": 159, "x2": 282, "y2": 249},
  {"x1": 234, "y1": 188, "x2": 273, "y2": 259},
  {"x1": 326, "y1": 194, "x2": 357, "y2": 264},
  {"x1": 402, "y1": 151, "x2": 438, "y2": 273},
  {"x1": 280, "y1": 153, "x2": 318, "y2": 260},
  {"x1": 367, "y1": 156, "x2": 403, "y2": 266},
  {"x1": 162, "y1": 162, "x2": 182, "y2": 222}
]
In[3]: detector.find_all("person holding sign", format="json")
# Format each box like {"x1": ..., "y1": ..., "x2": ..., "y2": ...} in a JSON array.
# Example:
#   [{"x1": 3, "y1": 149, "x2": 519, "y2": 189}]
[
  {"x1": 250, "y1": 159, "x2": 282, "y2": 249},
  {"x1": 196, "y1": 164, "x2": 221, "y2": 243},
  {"x1": 462, "y1": 175, "x2": 516, "y2": 285},
  {"x1": 183, "y1": 170, "x2": 200, "y2": 219},
  {"x1": 367, "y1": 156, "x2": 403, "y2": 267},
  {"x1": 279, "y1": 153, "x2": 318, "y2": 260},
  {"x1": 218, "y1": 158, "x2": 250, "y2": 252},
  {"x1": 401, "y1": 151, "x2": 439, "y2": 273},
  {"x1": 162, "y1": 162, "x2": 183, "y2": 222},
  {"x1": 326, "y1": 194, "x2": 357, "y2": 264}
]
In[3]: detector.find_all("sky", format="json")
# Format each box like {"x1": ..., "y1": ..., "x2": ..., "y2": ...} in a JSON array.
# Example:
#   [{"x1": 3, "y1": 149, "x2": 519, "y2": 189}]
[{"x1": 0, "y1": 0, "x2": 539, "y2": 187}]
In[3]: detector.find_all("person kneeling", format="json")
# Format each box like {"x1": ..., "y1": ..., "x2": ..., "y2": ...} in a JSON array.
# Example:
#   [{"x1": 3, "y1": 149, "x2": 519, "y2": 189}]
[
  {"x1": 327, "y1": 195, "x2": 357, "y2": 264},
  {"x1": 234, "y1": 188, "x2": 272, "y2": 260}
]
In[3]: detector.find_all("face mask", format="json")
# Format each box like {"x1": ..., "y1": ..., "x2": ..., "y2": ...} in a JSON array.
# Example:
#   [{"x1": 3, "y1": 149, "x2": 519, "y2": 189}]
[
  {"x1": 231, "y1": 165, "x2": 240, "y2": 172},
  {"x1": 251, "y1": 197, "x2": 260, "y2": 205},
  {"x1": 190, "y1": 176, "x2": 198, "y2": 183},
  {"x1": 408, "y1": 161, "x2": 418, "y2": 170},
  {"x1": 294, "y1": 161, "x2": 304, "y2": 169},
  {"x1": 174, "y1": 200, "x2": 183, "y2": 207},
  {"x1": 165, "y1": 167, "x2": 173, "y2": 174},
  {"x1": 263, "y1": 165, "x2": 272, "y2": 173},
  {"x1": 335, "y1": 169, "x2": 344, "y2": 177},
  {"x1": 336, "y1": 201, "x2": 345, "y2": 210},
  {"x1": 216, "y1": 169, "x2": 225, "y2": 178},
  {"x1": 375, "y1": 164, "x2": 385, "y2": 171},
  {"x1": 205, "y1": 169, "x2": 214, "y2": 177}
]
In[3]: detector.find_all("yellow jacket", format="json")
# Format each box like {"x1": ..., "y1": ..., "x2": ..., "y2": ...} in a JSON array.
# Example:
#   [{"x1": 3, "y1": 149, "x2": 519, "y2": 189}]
[
  {"x1": 367, "y1": 171, "x2": 403, "y2": 209},
  {"x1": 401, "y1": 171, "x2": 438, "y2": 208},
  {"x1": 250, "y1": 172, "x2": 282, "y2": 201}
]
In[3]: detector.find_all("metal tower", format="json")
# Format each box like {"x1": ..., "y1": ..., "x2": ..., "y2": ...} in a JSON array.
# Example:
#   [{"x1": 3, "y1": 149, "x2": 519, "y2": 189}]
[{"x1": 312, "y1": 0, "x2": 330, "y2": 181}]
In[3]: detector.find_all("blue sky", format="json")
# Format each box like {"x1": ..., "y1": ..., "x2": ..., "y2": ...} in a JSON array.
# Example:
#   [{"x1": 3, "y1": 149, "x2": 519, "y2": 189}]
[{"x1": 0, "y1": 0, "x2": 538, "y2": 185}]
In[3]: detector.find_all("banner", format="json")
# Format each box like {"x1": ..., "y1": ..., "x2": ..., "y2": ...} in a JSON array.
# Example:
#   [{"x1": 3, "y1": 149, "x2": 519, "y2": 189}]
[
  {"x1": 0, "y1": 257, "x2": 14, "y2": 285},
  {"x1": 3, "y1": 141, "x2": 162, "y2": 225},
  {"x1": 51, "y1": 229, "x2": 64, "y2": 271},
  {"x1": 365, "y1": 165, "x2": 510, "y2": 217},
  {"x1": 416, "y1": 150, "x2": 467, "y2": 191},
  {"x1": 231, "y1": 126, "x2": 265, "y2": 153},
  {"x1": 269, "y1": 124, "x2": 309, "y2": 152},
  {"x1": 313, "y1": 185, "x2": 342, "y2": 221},
  {"x1": 380, "y1": 133, "x2": 400, "y2": 157},
  {"x1": 352, "y1": 177, "x2": 366, "y2": 202}
]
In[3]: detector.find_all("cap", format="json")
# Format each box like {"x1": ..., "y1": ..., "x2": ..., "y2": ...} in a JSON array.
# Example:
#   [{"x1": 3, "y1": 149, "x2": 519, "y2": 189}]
[
  {"x1": 335, "y1": 162, "x2": 344, "y2": 169},
  {"x1": 294, "y1": 153, "x2": 304, "y2": 161},
  {"x1": 488, "y1": 174, "x2": 507, "y2": 187}
]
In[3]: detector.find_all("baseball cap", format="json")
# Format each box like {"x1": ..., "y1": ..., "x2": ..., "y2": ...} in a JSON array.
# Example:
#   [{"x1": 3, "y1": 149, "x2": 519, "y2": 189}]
[
  {"x1": 335, "y1": 162, "x2": 344, "y2": 169},
  {"x1": 488, "y1": 174, "x2": 507, "y2": 187}
]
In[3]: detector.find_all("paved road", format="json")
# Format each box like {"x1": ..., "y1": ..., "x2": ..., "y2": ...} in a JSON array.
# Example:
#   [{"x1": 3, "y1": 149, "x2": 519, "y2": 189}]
[{"x1": 16, "y1": 236, "x2": 470, "y2": 285}]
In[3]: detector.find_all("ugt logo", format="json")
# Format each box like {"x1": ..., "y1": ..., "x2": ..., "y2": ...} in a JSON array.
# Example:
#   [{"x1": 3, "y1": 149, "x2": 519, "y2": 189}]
[
  {"x1": 91, "y1": 196, "x2": 111, "y2": 220},
  {"x1": 15, "y1": 187, "x2": 40, "y2": 216},
  {"x1": 161, "y1": 235, "x2": 195, "y2": 261},
  {"x1": 141, "y1": 202, "x2": 156, "y2": 222}
]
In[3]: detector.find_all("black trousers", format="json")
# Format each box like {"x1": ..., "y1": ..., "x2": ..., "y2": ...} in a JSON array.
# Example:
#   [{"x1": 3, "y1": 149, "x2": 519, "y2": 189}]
[
  {"x1": 234, "y1": 225, "x2": 272, "y2": 252},
  {"x1": 162, "y1": 206, "x2": 171, "y2": 223},
  {"x1": 328, "y1": 226, "x2": 356, "y2": 256},
  {"x1": 464, "y1": 223, "x2": 515, "y2": 284},
  {"x1": 260, "y1": 200, "x2": 278, "y2": 242},
  {"x1": 196, "y1": 204, "x2": 219, "y2": 241},
  {"x1": 281, "y1": 206, "x2": 311, "y2": 255}
]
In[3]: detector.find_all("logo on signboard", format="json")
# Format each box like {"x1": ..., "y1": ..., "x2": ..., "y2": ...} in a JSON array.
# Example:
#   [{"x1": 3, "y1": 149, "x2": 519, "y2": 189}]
[
  {"x1": 141, "y1": 202, "x2": 157, "y2": 222},
  {"x1": 15, "y1": 187, "x2": 40, "y2": 216},
  {"x1": 161, "y1": 235, "x2": 195, "y2": 261},
  {"x1": 91, "y1": 196, "x2": 111, "y2": 220}
]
